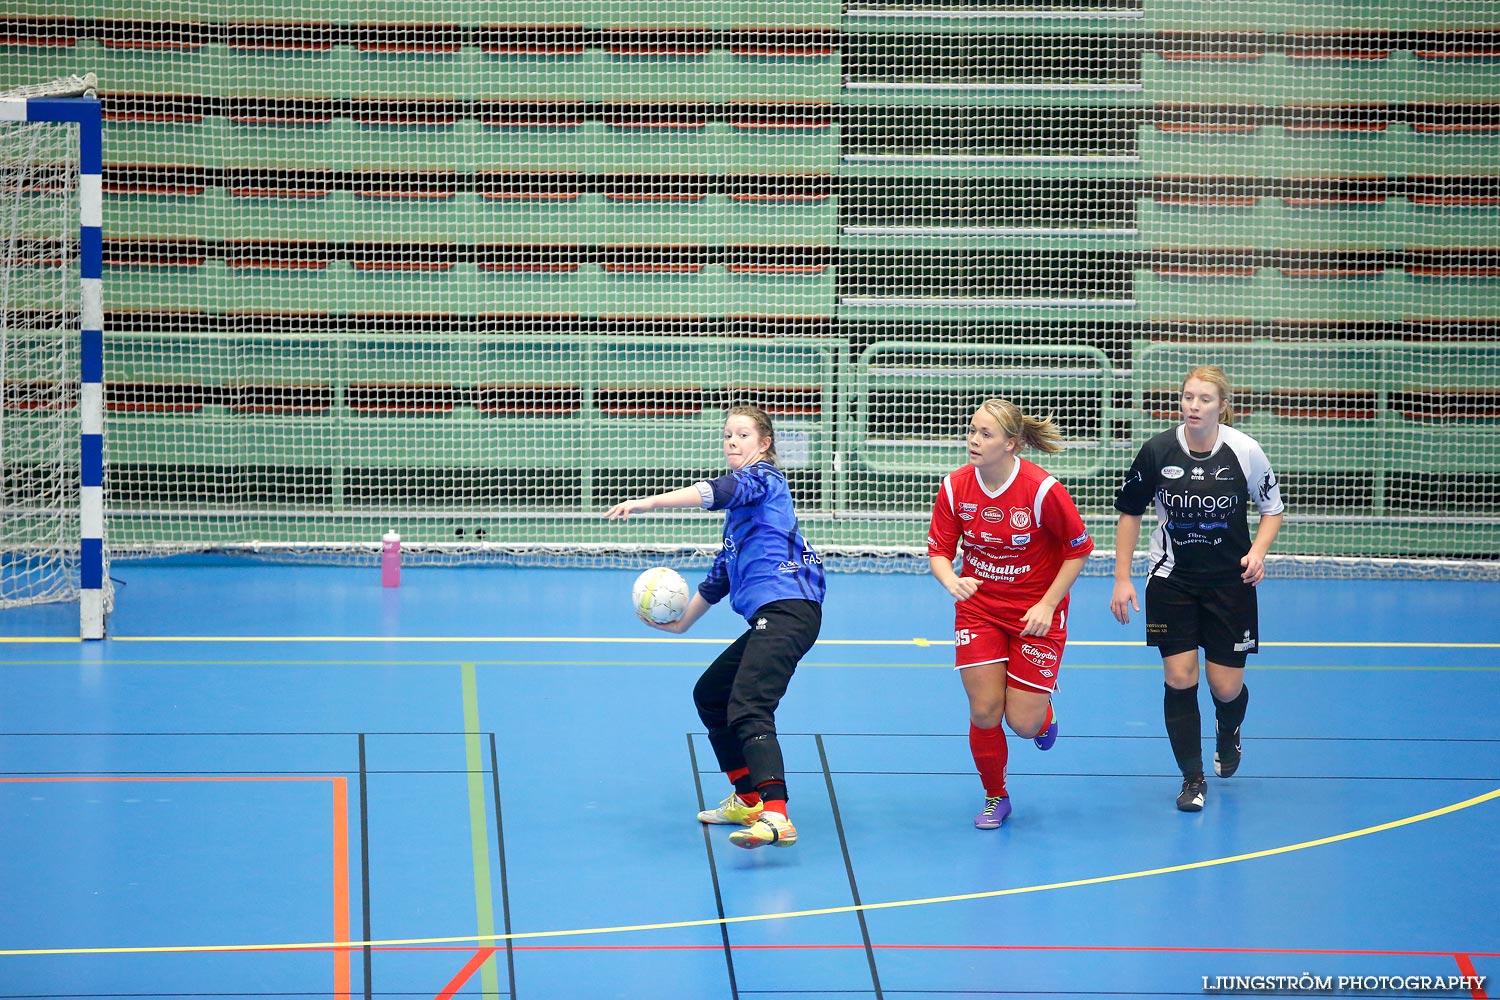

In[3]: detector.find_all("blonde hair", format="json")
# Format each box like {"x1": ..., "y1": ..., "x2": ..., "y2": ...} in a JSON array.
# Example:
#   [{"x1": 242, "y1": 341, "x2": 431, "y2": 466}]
[
  {"x1": 1183, "y1": 365, "x2": 1235, "y2": 427},
  {"x1": 727, "y1": 404, "x2": 777, "y2": 465},
  {"x1": 976, "y1": 398, "x2": 1065, "y2": 454}
]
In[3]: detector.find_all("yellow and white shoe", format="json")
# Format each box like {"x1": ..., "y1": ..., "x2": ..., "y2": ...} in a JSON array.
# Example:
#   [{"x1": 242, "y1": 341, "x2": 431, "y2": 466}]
[
  {"x1": 729, "y1": 810, "x2": 797, "y2": 849},
  {"x1": 697, "y1": 793, "x2": 764, "y2": 826}
]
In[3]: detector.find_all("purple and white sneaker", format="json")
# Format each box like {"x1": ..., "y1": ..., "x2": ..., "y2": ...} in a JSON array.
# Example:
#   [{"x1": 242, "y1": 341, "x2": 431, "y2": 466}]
[{"x1": 974, "y1": 795, "x2": 1012, "y2": 830}]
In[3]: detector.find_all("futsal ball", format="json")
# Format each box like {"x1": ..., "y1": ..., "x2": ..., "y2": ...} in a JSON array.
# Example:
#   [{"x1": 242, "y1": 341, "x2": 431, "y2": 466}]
[{"x1": 632, "y1": 566, "x2": 691, "y2": 625}]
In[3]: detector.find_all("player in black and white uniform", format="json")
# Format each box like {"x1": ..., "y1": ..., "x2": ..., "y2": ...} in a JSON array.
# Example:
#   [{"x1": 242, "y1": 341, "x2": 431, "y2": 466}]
[{"x1": 1110, "y1": 366, "x2": 1284, "y2": 812}]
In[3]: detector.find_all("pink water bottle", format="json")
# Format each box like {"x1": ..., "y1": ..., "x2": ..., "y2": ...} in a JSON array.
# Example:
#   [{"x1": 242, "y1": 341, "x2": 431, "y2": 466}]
[{"x1": 381, "y1": 530, "x2": 401, "y2": 587}]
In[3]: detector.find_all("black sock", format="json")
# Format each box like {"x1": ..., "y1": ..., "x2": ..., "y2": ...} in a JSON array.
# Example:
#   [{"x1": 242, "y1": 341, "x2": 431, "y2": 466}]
[
  {"x1": 742, "y1": 731, "x2": 788, "y2": 807},
  {"x1": 727, "y1": 768, "x2": 757, "y2": 798},
  {"x1": 755, "y1": 781, "x2": 788, "y2": 807},
  {"x1": 1212, "y1": 684, "x2": 1249, "y2": 736},
  {"x1": 1164, "y1": 682, "x2": 1203, "y2": 779}
]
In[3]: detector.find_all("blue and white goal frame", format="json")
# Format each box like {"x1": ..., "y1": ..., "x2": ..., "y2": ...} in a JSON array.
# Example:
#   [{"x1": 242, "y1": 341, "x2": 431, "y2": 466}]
[{"x1": 0, "y1": 93, "x2": 105, "y2": 638}]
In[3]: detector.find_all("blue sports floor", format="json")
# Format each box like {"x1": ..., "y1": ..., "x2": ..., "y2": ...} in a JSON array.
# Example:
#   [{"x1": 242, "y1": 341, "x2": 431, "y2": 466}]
[{"x1": 2, "y1": 558, "x2": 1498, "y2": 999}]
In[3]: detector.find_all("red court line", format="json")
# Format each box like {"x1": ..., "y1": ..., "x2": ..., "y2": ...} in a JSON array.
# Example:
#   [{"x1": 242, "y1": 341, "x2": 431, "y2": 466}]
[
  {"x1": 0, "y1": 775, "x2": 340, "y2": 782},
  {"x1": 433, "y1": 948, "x2": 497, "y2": 1000},
  {"x1": 1, "y1": 775, "x2": 352, "y2": 999},
  {"x1": 1457, "y1": 954, "x2": 1490, "y2": 1000},
  {"x1": 329, "y1": 778, "x2": 351, "y2": 1000}
]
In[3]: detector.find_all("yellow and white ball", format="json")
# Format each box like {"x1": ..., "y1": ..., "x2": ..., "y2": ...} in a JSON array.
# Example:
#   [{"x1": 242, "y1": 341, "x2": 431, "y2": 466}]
[{"x1": 632, "y1": 566, "x2": 691, "y2": 624}]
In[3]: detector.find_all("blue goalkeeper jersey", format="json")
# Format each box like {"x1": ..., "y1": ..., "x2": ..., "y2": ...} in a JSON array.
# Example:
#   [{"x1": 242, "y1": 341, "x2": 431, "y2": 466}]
[{"x1": 694, "y1": 461, "x2": 825, "y2": 621}]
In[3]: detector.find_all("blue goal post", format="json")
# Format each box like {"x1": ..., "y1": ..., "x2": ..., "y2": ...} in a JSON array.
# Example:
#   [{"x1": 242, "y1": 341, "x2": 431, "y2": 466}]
[{"x1": 0, "y1": 76, "x2": 105, "y2": 638}]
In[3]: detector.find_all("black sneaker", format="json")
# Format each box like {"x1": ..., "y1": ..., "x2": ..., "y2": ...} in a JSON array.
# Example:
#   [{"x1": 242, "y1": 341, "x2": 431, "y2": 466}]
[
  {"x1": 1214, "y1": 721, "x2": 1242, "y2": 778},
  {"x1": 1176, "y1": 776, "x2": 1207, "y2": 812}
]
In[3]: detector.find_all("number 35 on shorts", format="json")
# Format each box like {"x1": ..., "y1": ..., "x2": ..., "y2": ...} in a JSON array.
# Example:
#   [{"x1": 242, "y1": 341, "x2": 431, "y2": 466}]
[{"x1": 955, "y1": 628, "x2": 974, "y2": 646}]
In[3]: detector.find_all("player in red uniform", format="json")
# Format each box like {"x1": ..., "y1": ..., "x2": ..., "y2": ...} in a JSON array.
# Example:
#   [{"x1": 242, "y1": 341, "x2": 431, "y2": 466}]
[{"x1": 928, "y1": 399, "x2": 1095, "y2": 830}]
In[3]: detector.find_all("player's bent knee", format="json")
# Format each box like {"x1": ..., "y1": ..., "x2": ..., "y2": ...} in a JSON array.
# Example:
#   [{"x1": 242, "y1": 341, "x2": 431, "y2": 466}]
[
  {"x1": 692, "y1": 679, "x2": 727, "y2": 717},
  {"x1": 693, "y1": 695, "x2": 726, "y2": 725},
  {"x1": 731, "y1": 717, "x2": 777, "y2": 744},
  {"x1": 1005, "y1": 712, "x2": 1045, "y2": 740}
]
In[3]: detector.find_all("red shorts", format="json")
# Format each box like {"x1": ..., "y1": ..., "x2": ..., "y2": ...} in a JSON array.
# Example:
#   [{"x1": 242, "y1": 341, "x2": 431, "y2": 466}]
[{"x1": 952, "y1": 600, "x2": 1068, "y2": 694}]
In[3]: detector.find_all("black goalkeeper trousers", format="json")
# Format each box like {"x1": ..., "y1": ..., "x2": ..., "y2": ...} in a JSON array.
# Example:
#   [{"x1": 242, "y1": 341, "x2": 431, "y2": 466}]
[{"x1": 692, "y1": 599, "x2": 822, "y2": 790}]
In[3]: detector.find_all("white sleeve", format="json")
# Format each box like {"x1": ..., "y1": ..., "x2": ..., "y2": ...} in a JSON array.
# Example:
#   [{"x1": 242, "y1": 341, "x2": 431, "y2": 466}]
[{"x1": 1237, "y1": 437, "x2": 1284, "y2": 516}]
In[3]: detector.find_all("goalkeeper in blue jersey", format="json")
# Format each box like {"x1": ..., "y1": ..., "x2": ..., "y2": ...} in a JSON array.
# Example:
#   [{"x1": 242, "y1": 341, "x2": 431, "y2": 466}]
[{"x1": 606, "y1": 405, "x2": 826, "y2": 850}]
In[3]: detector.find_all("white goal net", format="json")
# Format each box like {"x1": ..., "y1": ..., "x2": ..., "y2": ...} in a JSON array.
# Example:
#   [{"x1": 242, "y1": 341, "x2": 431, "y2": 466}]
[
  {"x1": 0, "y1": 11, "x2": 1497, "y2": 579},
  {"x1": 0, "y1": 74, "x2": 111, "y2": 626}
]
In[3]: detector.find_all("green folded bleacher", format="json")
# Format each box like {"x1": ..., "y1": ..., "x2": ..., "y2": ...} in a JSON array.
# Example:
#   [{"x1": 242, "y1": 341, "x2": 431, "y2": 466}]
[{"x1": 4, "y1": 0, "x2": 1496, "y2": 563}]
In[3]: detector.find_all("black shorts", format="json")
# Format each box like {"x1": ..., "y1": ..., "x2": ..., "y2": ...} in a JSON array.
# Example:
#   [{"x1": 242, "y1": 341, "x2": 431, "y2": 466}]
[{"x1": 1144, "y1": 574, "x2": 1259, "y2": 668}]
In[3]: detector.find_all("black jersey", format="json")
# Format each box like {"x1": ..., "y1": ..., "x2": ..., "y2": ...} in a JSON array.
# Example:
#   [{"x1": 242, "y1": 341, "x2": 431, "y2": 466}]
[{"x1": 1114, "y1": 424, "x2": 1284, "y2": 585}]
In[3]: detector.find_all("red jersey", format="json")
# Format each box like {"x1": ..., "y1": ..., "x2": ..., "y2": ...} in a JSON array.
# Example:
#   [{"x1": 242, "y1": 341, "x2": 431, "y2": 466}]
[{"x1": 927, "y1": 458, "x2": 1095, "y2": 616}]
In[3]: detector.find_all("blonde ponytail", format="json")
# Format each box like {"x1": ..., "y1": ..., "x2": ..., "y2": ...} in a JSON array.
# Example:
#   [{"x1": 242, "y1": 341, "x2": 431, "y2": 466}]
[{"x1": 978, "y1": 398, "x2": 1064, "y2": 454}]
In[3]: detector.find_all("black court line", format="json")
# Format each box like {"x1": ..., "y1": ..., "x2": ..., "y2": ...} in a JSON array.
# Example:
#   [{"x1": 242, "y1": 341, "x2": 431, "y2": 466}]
[
  {"x1": 816, "y1": 734, "x2": 884, "y2": 1000},
  {"x1": 488, "y1": 733, "x2": 518, "y2": 1000},
  {"x1": 358, "y1": 733, "x2": 374, "y2": 1000},
  {"x1": 688, "y1": 734, "x2": 741, "y2": 1000}
]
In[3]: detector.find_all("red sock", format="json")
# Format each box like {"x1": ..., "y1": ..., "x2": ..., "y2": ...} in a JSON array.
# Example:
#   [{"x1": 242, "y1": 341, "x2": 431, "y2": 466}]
[
  {"x1": 762, "y1": 799, "x2": 788, "y2": 818},
  {"x1": 969, "y1": 721, "x2": 1009, "y2": 798},
  {"x1": 1040, "y1": 701, "x2": 1055, "y2": 737},
  {"x1": 726, "y1": 768, "x2": 760, "y2": 806}
]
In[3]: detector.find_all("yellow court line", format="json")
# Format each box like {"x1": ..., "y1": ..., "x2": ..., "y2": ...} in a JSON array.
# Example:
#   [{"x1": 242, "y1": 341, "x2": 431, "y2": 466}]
[
  {"x1": 5, "y1": 635, "x2": 1499, "y2": 649},
  {"x1": 2, "y1": 786, "x2": 1495, "y2": 959},
  {"x1": 107, "y1": 636, "x2": 938, "y2": 646}
]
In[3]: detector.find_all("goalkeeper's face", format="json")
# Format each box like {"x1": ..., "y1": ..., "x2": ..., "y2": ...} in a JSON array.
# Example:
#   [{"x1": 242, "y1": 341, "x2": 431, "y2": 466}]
[{"x1": 723, "y1": 414, "x2": 770, "y2": 471}]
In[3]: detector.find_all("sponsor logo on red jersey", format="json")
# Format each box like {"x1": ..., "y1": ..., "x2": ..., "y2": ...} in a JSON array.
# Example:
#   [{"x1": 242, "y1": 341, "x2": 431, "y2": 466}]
[
  {"x1": 965, "y1": 557, "x2": 1031, "y2": 582},
  {"x1": 1020, "y1": 642, "x2": 1059, "y2": 668}
]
